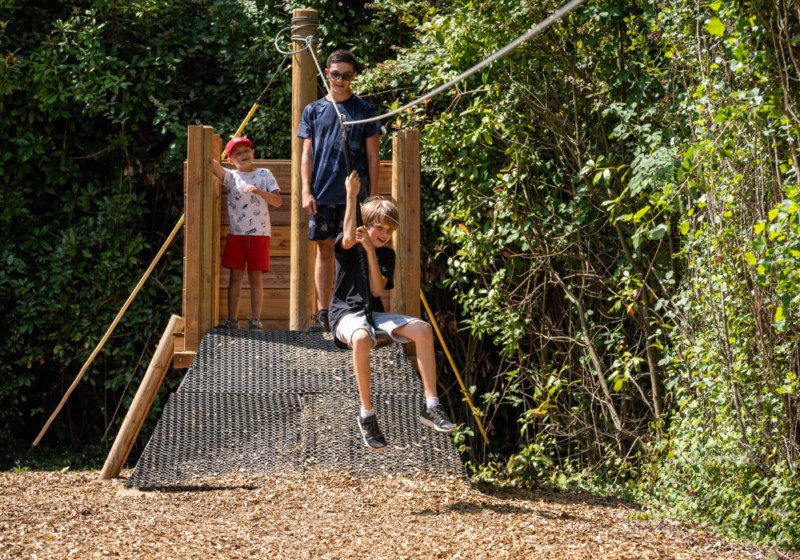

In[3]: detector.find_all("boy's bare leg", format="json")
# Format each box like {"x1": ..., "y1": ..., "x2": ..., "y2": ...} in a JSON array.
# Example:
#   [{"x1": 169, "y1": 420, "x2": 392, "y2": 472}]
[
  {"x1": 314, "y1": 239, "x2": 336, "y2": 311},
  {"x1": 352, "y1": 329, "x2": 373, "y2": 410},
  {"x1": 247, "y1": 270, "x2": 263, "y2": 320},
  {"x1": 228, "y1": 268, "x2": 246, "y2": 322},
  {"x1": 393, "y1": 321, "x2": 437, "y2": 399},
  {"x1": 394, "y1": 320, "x2": 456, "y2": 433}
]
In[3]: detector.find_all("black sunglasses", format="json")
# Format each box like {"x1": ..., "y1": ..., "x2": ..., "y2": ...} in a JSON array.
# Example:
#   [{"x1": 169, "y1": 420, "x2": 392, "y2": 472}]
[{"x1": 328, "y1": 71, "x2": 355, "y2": 82}]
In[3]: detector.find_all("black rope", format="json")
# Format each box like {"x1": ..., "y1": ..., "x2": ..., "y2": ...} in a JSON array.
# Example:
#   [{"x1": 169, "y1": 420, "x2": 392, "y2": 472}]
[{"x1": 341, "y1": 120, "x2": 376, "y2": 328}]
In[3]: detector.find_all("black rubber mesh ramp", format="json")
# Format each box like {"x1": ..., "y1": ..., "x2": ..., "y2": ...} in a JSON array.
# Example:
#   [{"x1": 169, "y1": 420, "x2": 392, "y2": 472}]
[
  {"x1": 126, "y1": 330, "x2": 466, "y2": 488},
  {"x1": 180, "y1": 329, "x2": 423, "y2": 394},
  {"x1": 127, "y1": 393, "x2": 303, "y2": 488},
  {"x1": 302, "y1": 393, "x2": 466, "y2": 478}
]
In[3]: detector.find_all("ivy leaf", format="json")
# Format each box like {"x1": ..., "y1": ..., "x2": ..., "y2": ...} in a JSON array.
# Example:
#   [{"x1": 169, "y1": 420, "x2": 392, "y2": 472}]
[
  {"x1": 705, "y1": 17, "x2": 725, "y2": 37},
  {"x1": 744, "y1": 252, "x2": 757, "y2": 266},
  {"x1": 752, "y1": 237, "x2": 766, "y2": 253},
  {"x1": 679, "y1": 220, "x2": 690, "y2": 235},
  {"x1": 754, "y1": 221, "x2": 765, "y2": 234}
]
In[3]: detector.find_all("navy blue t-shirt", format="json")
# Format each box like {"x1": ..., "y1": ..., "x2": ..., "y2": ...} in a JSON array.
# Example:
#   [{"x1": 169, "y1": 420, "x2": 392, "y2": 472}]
[{"x1": 297, "y1": 95, "x2": 381, "y2": 206}]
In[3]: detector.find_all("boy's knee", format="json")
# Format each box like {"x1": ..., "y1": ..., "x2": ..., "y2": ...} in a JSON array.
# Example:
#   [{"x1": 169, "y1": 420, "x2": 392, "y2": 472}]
[
  {"x1": 417, "y1": 321, "x2": 433, "y2": 342},
  {"x1": 351, "y1": 329, "x2": 373, "y2": 349},
  {"x1": 407, "y1": 321, "x2": 432, "y2": 339}
]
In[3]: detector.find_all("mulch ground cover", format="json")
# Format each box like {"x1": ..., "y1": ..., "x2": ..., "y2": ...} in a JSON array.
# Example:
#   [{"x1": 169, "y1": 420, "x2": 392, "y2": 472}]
[{"x1": 1, "y1": 470, "x2": 797, "y2": 559}]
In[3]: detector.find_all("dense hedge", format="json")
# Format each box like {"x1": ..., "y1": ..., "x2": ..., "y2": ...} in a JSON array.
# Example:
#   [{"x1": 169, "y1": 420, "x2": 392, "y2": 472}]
[{"x1": 358, "y1": 0, "x2": 800, "y2": 546}]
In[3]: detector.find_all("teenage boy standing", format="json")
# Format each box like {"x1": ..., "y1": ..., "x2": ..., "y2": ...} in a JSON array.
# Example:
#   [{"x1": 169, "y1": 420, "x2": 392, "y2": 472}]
[{"x1": 297, "y1": 49, "x2": 381, "y2": 332}]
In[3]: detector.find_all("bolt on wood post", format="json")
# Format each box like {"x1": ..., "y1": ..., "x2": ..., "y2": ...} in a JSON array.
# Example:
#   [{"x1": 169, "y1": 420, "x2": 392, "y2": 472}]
[
  {"x1": 392, "y1": 129, "x2": 421, "y2": 360},
  {"x1": 99, "y1": 315, "x2": 184, "y2": 479},
  {"x1": 289, "y1": 9, "x2": 319, "y2": 331}
]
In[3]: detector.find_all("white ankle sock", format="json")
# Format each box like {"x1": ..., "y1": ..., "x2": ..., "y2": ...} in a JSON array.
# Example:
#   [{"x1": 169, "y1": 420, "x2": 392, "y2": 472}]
[
  {"x1": 360, "y1": 407, "x2": 375, "y2": 419},
  {"x1": 426, "y1": 397, "x2": 439, "y2": 410}
]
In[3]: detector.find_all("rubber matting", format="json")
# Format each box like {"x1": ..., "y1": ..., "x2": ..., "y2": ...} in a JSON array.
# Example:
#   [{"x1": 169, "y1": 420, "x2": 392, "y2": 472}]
[
  {"x1": 181, "y1": 330, "x2": 423, "y2": 394},
  {"x1": 127, "y1": 330, "x2": 466, "y2": 488}
]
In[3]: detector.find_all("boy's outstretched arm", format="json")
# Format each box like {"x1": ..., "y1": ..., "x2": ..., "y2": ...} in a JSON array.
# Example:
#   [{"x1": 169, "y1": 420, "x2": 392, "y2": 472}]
[
  {"x1": 212, "y1": 159, "x2": 227, "y2": 183},
  {"x1": 340, "y1": 171, "x2": 361, "y2": 250}
]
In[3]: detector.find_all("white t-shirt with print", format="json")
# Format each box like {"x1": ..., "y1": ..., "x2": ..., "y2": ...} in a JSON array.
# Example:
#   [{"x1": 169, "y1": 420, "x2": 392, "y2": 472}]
[{"x1": 223, "y1": 168, "x2": 280, "y2": 237}]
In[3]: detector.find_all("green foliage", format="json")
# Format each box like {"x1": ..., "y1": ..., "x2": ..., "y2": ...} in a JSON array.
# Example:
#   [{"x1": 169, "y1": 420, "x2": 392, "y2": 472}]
[{"x1": 359, "y1": 0, "x2": 800, "y2": 547}]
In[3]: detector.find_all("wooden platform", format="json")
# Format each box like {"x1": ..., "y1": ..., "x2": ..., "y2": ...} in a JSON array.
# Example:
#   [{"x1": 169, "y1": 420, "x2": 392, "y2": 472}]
[
  {"x1": 172, "y1": 158, "x2": 394, "y2": 366},
  {"x1": 173, "y1": 127, "x2": 420, "y2": 369}
]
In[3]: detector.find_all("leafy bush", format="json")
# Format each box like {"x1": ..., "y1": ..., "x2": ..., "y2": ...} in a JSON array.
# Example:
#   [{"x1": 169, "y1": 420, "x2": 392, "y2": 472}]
[{"x1": 361, "y1": 0, "x2": 799, "y2": 546}]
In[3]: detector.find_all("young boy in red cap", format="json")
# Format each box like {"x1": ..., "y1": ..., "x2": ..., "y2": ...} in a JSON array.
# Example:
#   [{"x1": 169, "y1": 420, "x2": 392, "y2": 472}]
[{"x1": 212, "y1": 137, "x2": 282, "y2": 331}]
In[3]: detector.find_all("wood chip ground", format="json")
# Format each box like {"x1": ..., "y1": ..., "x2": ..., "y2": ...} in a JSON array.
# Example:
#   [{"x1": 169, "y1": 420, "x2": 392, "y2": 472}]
[{"x1": 1, "y1": 470, "x2": 796, "y2": 559}]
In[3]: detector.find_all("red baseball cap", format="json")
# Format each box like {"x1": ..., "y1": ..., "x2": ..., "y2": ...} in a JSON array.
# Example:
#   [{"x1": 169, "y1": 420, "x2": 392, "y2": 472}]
[{"x1": 225, "y1": 136, "x2": 253, "y2": 157}]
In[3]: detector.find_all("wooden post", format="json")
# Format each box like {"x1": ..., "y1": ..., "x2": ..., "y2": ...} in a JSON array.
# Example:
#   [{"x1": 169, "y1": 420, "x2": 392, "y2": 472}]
[
  {"x1": 392, "y1": 130, "x2": 421, "y2": 358},
  {"x1": 289, "y1": 8, "x2": 318, "y2": 331},
  {"x1": 99, "y1": 315, "x2": 185, "y2": 479},
  {"x1": 185, "y1": 125, "x2": 216, "y2": 351},
  {"x1": 212, "y1": 134, "x2": 222, "y2": 327}
]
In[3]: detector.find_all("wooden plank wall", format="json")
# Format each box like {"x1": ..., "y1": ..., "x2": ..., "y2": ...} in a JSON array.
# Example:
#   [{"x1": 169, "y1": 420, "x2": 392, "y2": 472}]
[{"x1": 216, "y1": 160, "x2": 395, "y2": 330}]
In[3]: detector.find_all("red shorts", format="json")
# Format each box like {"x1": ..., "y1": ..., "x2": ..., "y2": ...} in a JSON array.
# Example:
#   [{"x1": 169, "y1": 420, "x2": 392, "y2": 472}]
[{"x1": 221, "y1": 234, "x2": 270, "y2": 271}]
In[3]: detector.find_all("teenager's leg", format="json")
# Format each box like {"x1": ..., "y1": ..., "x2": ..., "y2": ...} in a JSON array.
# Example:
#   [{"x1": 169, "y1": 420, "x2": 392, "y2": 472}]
[
  {"x1": 247, "y1": 270, "x2": 263, "y2": 320},
  {"x1": 314, "y1": 239, "x2": 336, "y2": 311},
  {"x1": 392, "y1": 321, "x2": 437, "y2": 399},
  {"x1": 352, "y1": 329, "x2": 373, "y2": 411},
  {"x1": 228, "y1": 268, "x2": 245, "y2": 322}
]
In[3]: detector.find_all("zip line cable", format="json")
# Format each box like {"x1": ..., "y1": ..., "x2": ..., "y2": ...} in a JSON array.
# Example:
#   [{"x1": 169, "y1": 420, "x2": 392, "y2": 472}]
[{"x1": 340, "y1": 0, "x2": 587, "y2": 126}]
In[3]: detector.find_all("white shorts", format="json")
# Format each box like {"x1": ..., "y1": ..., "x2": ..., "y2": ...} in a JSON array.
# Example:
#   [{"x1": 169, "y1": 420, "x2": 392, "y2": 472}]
[{"x1": 334, "y1": 310, "x2": 423, "y2": 349}]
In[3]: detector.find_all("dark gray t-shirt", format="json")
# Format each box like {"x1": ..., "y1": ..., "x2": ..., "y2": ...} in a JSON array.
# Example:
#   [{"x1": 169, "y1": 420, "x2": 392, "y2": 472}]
[{"x1": 329, "y1": 232, "x2": 395, "y2": 333}]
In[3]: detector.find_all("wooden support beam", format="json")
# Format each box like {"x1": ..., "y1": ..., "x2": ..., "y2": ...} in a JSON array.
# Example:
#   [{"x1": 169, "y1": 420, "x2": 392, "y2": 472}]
[
  {"x1": 185, "y1": 125, "x2": 216, "y2": 351},
  {"x1": 199, "y1": 126, "x2": 215, "y2": 339},
  {"x1": 392, "y1": 130, "x2": 421, "y2": 360},
  {"x1": 289, "y1": 8, "x2": 318, "y2": 331},
  {"x1": 212, "y1": 134, "x2": 222, "y2": 327},
  {"x1": 99, "y1": 315, "x2": 184, "y2": 479}
]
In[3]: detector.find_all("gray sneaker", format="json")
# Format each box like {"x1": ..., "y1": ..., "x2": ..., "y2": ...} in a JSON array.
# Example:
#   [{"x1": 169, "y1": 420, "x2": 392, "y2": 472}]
[
  {"x1": 217, "y1": 319, "x2": 238, "y2": 330},
  {"x1": 357, "y1": 414, "x2": 387, "y2": 451},
  {"x1": 249, "y1": 319, "x2": 264, "y2": 331},
  {"x1": 420, "y1": 405, "x2": 456, "y2": 434}
]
